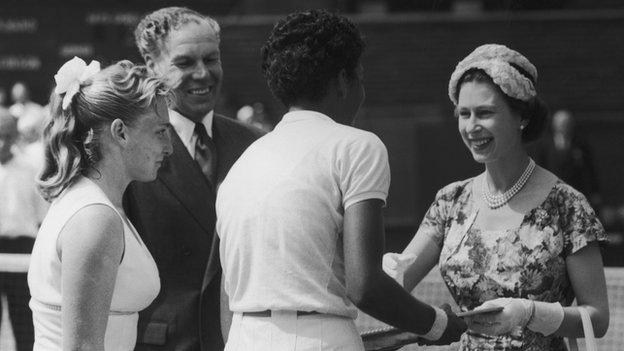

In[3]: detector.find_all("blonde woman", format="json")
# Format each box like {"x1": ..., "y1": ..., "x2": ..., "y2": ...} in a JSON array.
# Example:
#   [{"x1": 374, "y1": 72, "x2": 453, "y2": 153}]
[{"x1": 28, "y1": 58, "x2": 172, "y2": 350}]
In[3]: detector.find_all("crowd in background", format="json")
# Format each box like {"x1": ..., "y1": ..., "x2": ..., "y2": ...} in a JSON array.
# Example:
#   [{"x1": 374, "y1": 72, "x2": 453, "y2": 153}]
[
  {"x1": 0, "y1": 81, "x2": 48, "y2": 351},
  {"x1": 0, "y1": 83, "x2": 46, "y2": 168}
]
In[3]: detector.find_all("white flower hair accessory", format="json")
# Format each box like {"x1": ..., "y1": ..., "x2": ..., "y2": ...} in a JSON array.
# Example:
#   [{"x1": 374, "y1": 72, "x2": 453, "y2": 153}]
[
  {"x1": 54, "y1": 56, "x2": 101, "y2": 110},
  {"x1": 448, "y1": 44, "x2": 538, "y2": 105}
]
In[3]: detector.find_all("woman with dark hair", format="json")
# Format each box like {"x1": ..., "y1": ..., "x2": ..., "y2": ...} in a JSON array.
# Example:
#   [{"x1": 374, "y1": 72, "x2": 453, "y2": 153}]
[
  {"x1": 383, "y1": 44, "x2": 609, "y2": 350},
  {"x1": 27, "y1": 57, "x2": 172, "y2": 350},
  {"x1": 216, "y1": 9, "x2": 465, "y2": 351}
]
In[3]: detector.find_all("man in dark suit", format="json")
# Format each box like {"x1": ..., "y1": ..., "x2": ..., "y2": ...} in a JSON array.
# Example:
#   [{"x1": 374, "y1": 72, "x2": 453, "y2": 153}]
[{"x1": 124, "y1": 7, "x2": 264, "y2": 350}]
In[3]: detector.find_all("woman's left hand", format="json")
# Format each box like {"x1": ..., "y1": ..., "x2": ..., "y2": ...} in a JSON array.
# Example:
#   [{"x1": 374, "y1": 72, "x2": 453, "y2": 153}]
[{"x1": 465, "y1": 298, "x2": 532, "y2": 335}]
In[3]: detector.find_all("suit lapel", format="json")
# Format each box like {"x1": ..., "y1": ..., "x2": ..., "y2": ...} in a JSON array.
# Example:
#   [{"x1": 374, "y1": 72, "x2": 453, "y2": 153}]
[
  {"x1": 201, "y1": 115, "x2": 248, "y2": 289},
  {"x1": 213, "y1": 114, "x2": 243, "y2": 184},
  {"x1": 158, "y1": 131, "x2": 216, "y2": 234}
]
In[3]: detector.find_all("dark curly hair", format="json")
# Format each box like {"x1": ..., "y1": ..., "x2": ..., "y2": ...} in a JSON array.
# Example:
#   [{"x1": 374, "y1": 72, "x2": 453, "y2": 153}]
[
  {"x1": 261, "y1": 9, "x2": 365, "y2": 107},
  {"x1": 457, "y1": 69, "x2": 548, "y2": 143},
  {"x1": 134, "y1": 7, "x2": 220, "y2": 61}
]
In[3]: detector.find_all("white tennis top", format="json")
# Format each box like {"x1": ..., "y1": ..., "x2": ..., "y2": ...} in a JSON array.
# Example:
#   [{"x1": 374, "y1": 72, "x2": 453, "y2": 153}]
[
  {"x1": 28, "y1": 176, "x2": 160, "y2": 350},
  {"x1": 217, "y1": 110, "x2": 390, "y2": 319}
]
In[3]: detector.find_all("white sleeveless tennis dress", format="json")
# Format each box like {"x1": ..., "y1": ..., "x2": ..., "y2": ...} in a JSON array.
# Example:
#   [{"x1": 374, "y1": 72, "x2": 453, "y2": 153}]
[{"x1": 28, "y1": 176, "x2": 160, "y2": 350}]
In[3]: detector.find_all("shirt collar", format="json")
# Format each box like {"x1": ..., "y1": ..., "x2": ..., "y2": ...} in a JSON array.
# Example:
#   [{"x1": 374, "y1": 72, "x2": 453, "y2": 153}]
[
  {"x1": 276, "y1": 110, "x2": 335, "y2": 129},
  {"x1": 169, "y1": 109, "x2": 214, "y2": 143}
]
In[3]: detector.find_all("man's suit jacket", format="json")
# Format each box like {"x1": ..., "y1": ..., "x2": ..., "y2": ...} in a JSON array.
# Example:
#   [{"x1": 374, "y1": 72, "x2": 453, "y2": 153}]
[{"x1": 124, "y1": 114, "x2": 264, "y2": 351}]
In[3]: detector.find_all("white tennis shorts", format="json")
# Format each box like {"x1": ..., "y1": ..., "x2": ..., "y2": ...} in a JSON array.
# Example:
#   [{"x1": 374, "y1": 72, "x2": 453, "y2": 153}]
[{"x1": 225, "y1": 311, "x2": 365, "y2": 351}]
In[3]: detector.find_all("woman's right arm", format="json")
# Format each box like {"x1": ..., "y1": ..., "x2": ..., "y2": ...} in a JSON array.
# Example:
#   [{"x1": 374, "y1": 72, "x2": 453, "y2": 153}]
[
  {"x1": 401, "y1": 234, "x2": 442, "y2": 293},
  {"x1": 344, "y1": 199, "x2": 465, "y2": 344},
  {"x1": 60, "y1": 205, "x2": 124, "y2": 351},
  {"x1": 387, "y1": 187, "x2": 449, "y2": 292}
]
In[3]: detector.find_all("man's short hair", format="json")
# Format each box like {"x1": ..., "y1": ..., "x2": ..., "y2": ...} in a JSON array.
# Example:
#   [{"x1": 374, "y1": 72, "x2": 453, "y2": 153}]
[{"x1": 134, "y1": 7, "x2": 221, "y2": 61}]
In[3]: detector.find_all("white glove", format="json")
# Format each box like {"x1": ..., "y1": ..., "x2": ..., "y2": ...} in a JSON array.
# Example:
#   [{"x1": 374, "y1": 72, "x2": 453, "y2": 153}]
[
  {"x1": 382, "y1": 252, "x2": 416, "y2": 286},
  {"x1": 527, "y1": 300, "x2": 564, "y2": 336},
  {"x1": 466, "y1": 298, "x2": 564, "y2": 336},
  {"x1": 466, "y1": 298, "x2": 532, "y2": 335}
]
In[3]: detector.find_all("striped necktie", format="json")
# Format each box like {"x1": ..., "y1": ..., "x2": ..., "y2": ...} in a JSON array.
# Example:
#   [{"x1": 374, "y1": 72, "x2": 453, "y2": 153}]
[{"x1": 194, "y1": 122, "x2": 217, "y2": 187}]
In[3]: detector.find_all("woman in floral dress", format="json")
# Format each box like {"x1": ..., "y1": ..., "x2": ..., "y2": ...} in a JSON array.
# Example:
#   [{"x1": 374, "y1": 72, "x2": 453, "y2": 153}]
[{"x1": 383, "y1": 44, "x2": 609, "y2": 350}]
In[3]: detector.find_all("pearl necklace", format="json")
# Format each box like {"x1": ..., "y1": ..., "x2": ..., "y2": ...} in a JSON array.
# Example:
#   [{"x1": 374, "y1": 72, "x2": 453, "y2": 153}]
[{"x1": 482, "y1": 158, "x2": 536, "y2": 209}]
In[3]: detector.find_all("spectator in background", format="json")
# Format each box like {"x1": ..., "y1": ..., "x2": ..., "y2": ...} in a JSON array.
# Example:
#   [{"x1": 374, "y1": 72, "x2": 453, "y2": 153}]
[
  {"x1": 125, "y1": 7, "x2": 264, "y2": 351},
  {"x1": 236, "y1": 102, "x2": 274, "y2": 132},
  {"x1": 539, "y1": 109, "x2": 601, "y2": 209},
  {"x1": 16, "y1": 103, "x2": 47, "y2": 170},
  {"x1": 9, "y1": 82, "x2": 43, "y2": 122},
  {"x1": 0, "y1": 110, "x2": 47, "y2": 351}
]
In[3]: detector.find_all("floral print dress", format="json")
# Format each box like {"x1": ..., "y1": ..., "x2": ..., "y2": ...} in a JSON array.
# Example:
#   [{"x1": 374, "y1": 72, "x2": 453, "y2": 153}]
[{"x1": 418, "y1": 178, "x2": 607, "y2": 351}]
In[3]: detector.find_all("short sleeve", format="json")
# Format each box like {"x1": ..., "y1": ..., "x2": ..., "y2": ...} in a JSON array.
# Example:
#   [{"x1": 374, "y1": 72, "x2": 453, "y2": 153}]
[
  {"x1": 339, "y1": 132, "x2": 390, "y2": 209},
  {"x1": 559, "y1": 186, "x2": 608, "y2": 256},
  {"x1": 414, "y1": 187, "x2": 452, "y2": 248}
]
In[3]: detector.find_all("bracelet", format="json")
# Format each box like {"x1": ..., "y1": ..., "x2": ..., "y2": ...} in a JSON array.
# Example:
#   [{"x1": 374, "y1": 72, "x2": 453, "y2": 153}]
[
  {"x1": 421, "y1": 306, "x2": 448, "y2": 341},
  {"x1": 360, "y1": 325, "x2": 396, "y2": 337}
]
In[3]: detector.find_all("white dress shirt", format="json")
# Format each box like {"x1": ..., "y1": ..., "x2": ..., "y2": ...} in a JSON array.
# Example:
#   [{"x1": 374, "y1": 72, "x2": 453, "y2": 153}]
[{"x1": 168, "y1": 109, "x2": 214, "y2": 158}]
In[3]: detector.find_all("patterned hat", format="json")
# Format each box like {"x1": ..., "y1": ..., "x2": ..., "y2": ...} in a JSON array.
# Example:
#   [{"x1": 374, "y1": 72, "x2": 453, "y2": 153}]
[{"x1": 448, "y1": 44, "x2": 538, "y2": 105}]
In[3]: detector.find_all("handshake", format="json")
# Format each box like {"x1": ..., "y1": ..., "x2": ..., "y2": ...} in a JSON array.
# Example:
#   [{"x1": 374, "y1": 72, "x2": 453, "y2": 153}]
[{"x1": 381, "y1": 252, "x2": 565, "y2": 346}]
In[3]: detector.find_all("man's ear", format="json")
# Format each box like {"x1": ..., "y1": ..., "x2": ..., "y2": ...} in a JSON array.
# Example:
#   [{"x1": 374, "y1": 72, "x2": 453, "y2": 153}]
[
  {"x1": 336, "y1": 68, "x2": 349, "y2": 99},
  {"x1": 110, "y1": 119, "x2": 128, "y2": 145}
]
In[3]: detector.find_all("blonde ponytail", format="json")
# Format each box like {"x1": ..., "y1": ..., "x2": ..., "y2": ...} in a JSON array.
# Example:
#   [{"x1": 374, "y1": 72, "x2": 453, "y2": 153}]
[{"x1": 38, "y1": 59, "x2": 167, "y2": 201}]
